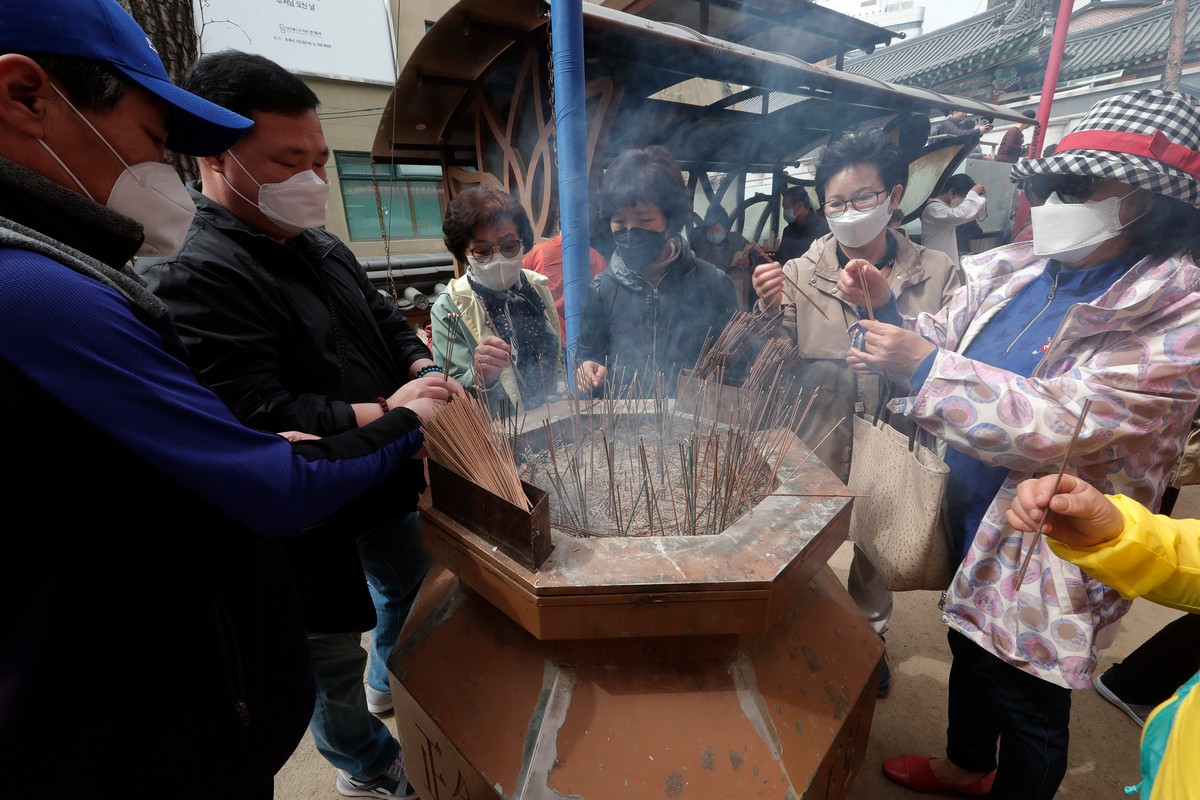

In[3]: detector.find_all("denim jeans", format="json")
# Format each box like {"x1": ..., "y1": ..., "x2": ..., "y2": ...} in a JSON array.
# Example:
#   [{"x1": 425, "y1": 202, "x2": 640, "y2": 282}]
[
  {"x1": 307, "y1": 511, "x2": 430, "y2": 780},
  {"x1": 945, "y1": 630, "x2": 1072, "y2": 800}
]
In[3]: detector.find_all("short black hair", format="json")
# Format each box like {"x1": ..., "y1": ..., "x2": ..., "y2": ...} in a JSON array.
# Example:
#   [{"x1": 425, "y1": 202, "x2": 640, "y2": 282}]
[
  {"x1": 27, "y1": 53, "x2": 130, "y2": 115},
  {"x1": 598, "y1": 145, "x2": 691, "y2": 233},
  {"x1": 180, "y1": 50, "x2": 319, "y2": 119},
  {"x1": 1022, "y1": 110, "x2": 1037, "y2": 119},
  {"x1": 813, "y1": 128, "x2": 905, "y2": 207},
  {"x1": 783, "y1": 185, "x2": 812, "y2": 209},
  {"x1": 942, "y1": 173, "x2": 976, "y2": 196},
  {"x1": 703, "y1": 205, "x2": 730, "y2": 228},
  {"x1": 442, "y1": 186, "x2": 535, "y2": 263}
]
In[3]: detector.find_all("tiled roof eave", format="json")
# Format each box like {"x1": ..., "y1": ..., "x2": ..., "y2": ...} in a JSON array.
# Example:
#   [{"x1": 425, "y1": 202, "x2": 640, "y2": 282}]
[{"x1": 901, "y1": 33, "x2": 1046, "y2": 84}]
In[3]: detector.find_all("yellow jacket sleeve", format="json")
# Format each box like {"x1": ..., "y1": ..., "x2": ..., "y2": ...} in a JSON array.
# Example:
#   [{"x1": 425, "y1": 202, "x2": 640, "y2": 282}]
[{"x1": 1047, "y1": 494, "x2": 1200, "y2": 613}]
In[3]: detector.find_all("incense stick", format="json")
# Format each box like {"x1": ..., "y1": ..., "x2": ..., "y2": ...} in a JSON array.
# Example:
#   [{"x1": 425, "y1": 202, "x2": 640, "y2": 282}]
[
  {"x1": 779, "y1": 271, "x2": 831, "y2": 321},
  {"x1": 1014, "y1": 397, "x2": 1094, "y2": 588}
]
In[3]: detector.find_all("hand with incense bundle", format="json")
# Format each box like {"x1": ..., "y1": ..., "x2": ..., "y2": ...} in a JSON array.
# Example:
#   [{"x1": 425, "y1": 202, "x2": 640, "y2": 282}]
[
  {"x1": 836, "y1": 258, "x2": 891, "y2": 317},
  {"x1": 473, "y1": 334, "x2": 515, "y2": 387}
]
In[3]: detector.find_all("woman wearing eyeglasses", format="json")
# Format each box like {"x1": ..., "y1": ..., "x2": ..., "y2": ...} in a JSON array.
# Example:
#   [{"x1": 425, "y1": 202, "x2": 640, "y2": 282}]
[
  {"x1": 751, "y1": 128, "x2": 960, "y2": 689},
  {"x1": 431, "y1": 186, "x2": 563, "y2": 414},
  {"x1": 836, "y1": 90, "x2": 1200, "y2": 800}
]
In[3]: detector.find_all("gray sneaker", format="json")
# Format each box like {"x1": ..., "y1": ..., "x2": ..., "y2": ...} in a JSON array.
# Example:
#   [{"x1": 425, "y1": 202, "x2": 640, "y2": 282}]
[
  {"x1": 365, "y1": 683, "x2": 393, "y2": 715},
  {"x1": 1093, "y1": 671, "x2": 1154, "y2": 727},
  {"x1": 336, "y1": 754, "x2": 417, "y2": 799}
]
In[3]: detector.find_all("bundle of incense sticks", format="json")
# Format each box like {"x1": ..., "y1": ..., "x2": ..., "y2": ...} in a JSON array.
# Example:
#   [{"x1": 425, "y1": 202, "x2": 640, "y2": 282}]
[{"x1": 422, "y1": 394, "x2": 531, "y2": 510}]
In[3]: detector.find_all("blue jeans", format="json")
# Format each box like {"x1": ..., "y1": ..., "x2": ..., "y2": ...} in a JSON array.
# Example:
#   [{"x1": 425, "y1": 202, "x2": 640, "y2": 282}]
[
  {"x1": 946, "y1": 630, "x2": 1072, "y2": 800},
  {"x1": 308, "y1": 511, "x2": 430, "y2": 780}
]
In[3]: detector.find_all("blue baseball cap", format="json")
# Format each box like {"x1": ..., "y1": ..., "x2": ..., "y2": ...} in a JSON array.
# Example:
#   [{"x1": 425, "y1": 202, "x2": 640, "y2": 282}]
[{"x1": 0, "y1": 0, "x2": 252, "y2": 156}]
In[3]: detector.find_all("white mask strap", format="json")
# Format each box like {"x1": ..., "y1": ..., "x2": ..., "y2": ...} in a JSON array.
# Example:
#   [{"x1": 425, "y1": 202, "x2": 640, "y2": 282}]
[{"x1": 36, "y1": 139, "x2": 94, "y2": 201}]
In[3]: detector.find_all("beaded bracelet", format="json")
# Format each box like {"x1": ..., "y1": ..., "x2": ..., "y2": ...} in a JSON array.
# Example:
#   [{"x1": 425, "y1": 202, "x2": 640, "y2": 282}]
[
  {"x1": 376, "y1": 396, "x2": 390, "y2": 414},
  {"x1": 416, "y1": 364, "x2": 445, "y2": 379}
]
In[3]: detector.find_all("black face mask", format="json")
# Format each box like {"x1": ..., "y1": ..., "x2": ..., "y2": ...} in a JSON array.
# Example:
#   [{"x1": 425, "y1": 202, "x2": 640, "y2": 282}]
[{"x1": 612, "y1": 226, "x2": 668, "y2": 272}]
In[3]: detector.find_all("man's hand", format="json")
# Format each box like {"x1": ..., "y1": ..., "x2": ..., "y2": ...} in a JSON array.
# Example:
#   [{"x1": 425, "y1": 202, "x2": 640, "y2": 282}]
[
  {"x1": 1005, "y1": 473, "x2": 1123, "y2": 549},
  {"x1": 473, "y1": 335, "x2": 512, "y2": 387},
  {"x1": 387, "y1": 373, "x2": 463, "y2": 411},
  {"x1": 972, "y1": 184, "x2": 987, "y2": 196},
  {"x1": 751, "y1": 261, "x2": 784, "y2": 312},
  {"x1": 405, "y1": 397, "x2": 448, "y2": 424},
  {"x1": 577, "y1": 360, "x2": 607, "y2": 390}
]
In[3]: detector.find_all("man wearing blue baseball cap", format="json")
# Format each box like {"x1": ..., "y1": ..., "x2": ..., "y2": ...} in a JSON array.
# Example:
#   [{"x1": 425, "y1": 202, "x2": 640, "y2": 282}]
[{"x1": 0, "y1": 1, "x2": 453, "y2": 797}]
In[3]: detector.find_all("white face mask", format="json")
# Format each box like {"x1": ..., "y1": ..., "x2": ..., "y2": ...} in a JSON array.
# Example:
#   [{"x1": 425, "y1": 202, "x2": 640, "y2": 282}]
[
  {"x1": 1030, "y1": 190, "x2": 1145, "y2": 264},
  {"x1": 467, "y1": 251, "x2": 524, "y2": 292},
  {"x1": 42, "y1": 86, "x2": 195, "y2": 257},
  {"x1": 224, "y1": 150, "x2": 330, "y2": 233},
  {"x1": 825, "y1": 197, "x2": 892, "y2": 249}
]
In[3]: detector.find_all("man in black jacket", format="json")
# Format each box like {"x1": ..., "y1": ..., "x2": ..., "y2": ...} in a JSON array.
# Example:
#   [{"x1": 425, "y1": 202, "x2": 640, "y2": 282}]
[
  {"x1": 0, "y1": 2, "x2": 452, "y2": 798},
  {"x1": 137, "y1": 52, "x2": 463, "y2": 800}
]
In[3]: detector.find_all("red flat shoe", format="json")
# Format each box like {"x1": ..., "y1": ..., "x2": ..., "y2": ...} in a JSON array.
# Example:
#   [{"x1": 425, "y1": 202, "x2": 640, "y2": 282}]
[{"x1": 882, "y1": 754, "x2": 995, "y2": 796}]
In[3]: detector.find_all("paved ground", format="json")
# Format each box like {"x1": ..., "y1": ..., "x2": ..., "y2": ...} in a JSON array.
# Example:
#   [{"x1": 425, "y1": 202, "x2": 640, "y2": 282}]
[{"x1": 274, "y1": 488, "x2": 1196, "y2": 799}]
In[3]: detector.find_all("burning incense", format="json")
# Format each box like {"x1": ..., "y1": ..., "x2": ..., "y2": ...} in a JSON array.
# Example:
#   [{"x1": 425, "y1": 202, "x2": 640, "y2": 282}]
[
  {"x1": 1014, "y1": 397, "x2": 1094, "y2": 588},
  {"x1": 443, "y1": 312, "x2": 460, "y2": 381}
]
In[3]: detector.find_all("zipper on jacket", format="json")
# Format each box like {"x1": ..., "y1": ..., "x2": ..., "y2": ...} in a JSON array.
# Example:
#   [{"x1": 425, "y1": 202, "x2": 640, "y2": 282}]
[
  {"x1": 1004, "y1": 270, "x2": 1059, "y2": 355},
  {"x1": 214, "y1": 598, "x2": 252, "y2": 726}
]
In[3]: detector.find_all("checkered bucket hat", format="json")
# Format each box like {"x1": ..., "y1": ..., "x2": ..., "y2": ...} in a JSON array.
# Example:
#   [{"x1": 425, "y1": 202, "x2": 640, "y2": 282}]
[{"x1": 1011, "y1": 89, "x2": 1200, "y2": 209}]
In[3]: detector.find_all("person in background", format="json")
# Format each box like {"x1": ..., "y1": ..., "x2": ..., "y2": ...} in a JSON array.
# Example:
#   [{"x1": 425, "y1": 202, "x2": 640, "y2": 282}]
[
  {"x1": 920, "y1": 173, "x2": 987, "y2": 266},
  {"x1": 136, "y1": 51, "x2": 464, "y2": 800},
  {"x1": 576, "y1": 145, "x2": 737, "y2": 396},
  {"x1": 433, "y1": 186, "x2": 563, "y2": 414},
  {"x1": 1006, "y1": 473, "x2": 1199, "y2": 800},
  {"x1": 935, "y1": 110, "x2": 992, "y2": 158},
  {"x1": 690, "y1": 205, "x2": 756, "y2": 311},
  {"x1": 840, "y1": 89, "x2": 1200, "y2": 800},
  {"x1": 751, "y1": 128, "x2": 960, "y2": 698},
  {"x1": 522, "y1": 221, "x2": 607, "y2": 340},
  {"x1": 773, "y1": 184, "x2": 829, "y2": 264},
  {"x1": 0, "y1": 1, "x2": 450, "y2": 797},
  {"x1": 995, "y1": 110, "x2": 1037, "y2": 163}
]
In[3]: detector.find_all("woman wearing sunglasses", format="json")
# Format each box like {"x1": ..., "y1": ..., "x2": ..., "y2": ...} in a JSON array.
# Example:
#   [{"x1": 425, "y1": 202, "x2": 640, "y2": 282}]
[
  {"x1": 431, "y1": 186, "x2": 563, "y2": 414},
  {"x1": 837, "y1": 90, "x2": 1200, "y2": 800}
]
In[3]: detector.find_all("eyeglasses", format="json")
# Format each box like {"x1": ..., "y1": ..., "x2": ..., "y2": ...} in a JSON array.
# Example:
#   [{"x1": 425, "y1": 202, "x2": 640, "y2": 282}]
[
  {"x1": 821, "y1": 189, "x2": 890, "y2": 217},
  {"x1": 467, "y1": 238, "x2": 523, "y2": 263},
  {"x1": 1025, "y1": 175, "x2": 1097, "y2": 204}
]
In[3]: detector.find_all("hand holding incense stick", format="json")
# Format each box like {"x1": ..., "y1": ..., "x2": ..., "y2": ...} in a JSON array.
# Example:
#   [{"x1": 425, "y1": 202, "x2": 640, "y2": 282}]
[
  {"x1": 1014, "y1": 397, "x2": 1094, "y2": 588},
  {"x1": 747, "y1": 240, "x2": 831, "y2": 322}
]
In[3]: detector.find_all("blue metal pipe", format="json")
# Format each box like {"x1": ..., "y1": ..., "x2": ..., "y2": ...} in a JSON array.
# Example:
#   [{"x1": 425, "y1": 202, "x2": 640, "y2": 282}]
[{"x1": 550, "y1": 0, "x2": 590, "y2": 389}]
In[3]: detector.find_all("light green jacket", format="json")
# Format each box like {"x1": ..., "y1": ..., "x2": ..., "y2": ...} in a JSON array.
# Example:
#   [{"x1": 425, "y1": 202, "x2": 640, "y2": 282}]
[{"x1": 429, "y1": 270, "x2": 560, "y2": 414}]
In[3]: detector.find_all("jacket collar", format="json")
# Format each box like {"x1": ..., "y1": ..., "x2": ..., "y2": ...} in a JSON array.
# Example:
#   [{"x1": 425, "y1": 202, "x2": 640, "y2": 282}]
[
  {"x1": 0, "y1": 157, "x2": 142, "y2": 270},
  {"x1": 189, "y1": 182, "x2": 338, "y2": 258}
]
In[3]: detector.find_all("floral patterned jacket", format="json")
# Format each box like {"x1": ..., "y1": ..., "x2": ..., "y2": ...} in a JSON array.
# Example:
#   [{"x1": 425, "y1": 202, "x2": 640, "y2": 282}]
[{"x1": 890, "y1": 241, "x2": 1200, "y2": 689}]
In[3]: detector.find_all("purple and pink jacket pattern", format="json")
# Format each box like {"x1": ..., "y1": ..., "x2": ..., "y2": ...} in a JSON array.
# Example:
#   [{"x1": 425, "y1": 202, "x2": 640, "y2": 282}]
[{"x1": 889, "y1": 241, "x2": 1200, "y2": 689}]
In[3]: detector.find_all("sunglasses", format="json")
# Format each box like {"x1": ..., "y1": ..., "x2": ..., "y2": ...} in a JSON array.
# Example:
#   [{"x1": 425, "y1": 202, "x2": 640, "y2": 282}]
[{"x1": 1025, "y1": 175, "x2": 1098, "y2": 204}]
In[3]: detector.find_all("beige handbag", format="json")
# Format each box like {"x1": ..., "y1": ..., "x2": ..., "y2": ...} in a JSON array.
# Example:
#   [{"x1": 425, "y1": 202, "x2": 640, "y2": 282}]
[{"x1": 846, "y1": 410, "x2": 956, "y2": 592}]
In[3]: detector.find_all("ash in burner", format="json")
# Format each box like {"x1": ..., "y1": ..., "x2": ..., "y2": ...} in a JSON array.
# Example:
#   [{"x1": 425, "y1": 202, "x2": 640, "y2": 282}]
[{"x1": 516, "y1": 406, "x2": 791, "y2": 538}]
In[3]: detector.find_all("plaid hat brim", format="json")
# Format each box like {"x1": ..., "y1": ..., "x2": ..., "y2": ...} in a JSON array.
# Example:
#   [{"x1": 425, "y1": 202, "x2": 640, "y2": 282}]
[
  {"x1": 1009, "y1": 89, "x2": 1200, "y2": 209},
  {"x1": 1011, "y1": 149, "x2": 1200, "y2": 209}
]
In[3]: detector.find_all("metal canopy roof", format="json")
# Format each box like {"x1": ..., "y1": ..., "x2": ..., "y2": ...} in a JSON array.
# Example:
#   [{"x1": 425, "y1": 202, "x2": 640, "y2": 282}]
[
  {"x1": 371, "y1": 0, "x2": 1029, "y2": 172},
  {"x1": 599, "y1": 0, "x2": 903, "y2": 62}
]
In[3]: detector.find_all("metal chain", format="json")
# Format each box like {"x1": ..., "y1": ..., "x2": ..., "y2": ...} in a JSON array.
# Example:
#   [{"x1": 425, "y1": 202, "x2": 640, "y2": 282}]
[
  {"x1": 369, "y1": 160, "x2": 399, "y2": 301},
  {"x1": 545, "y1": 6, "x2": 557, "y2": 171}
]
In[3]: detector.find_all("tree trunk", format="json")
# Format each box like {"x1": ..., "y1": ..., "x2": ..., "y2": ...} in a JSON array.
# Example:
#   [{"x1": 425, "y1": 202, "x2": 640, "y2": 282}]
[
  {"x1": 117, "y1": 0, "x2": 200, "y2": 181},
  {"x1": 1163, "y1": 0, "x2": 1189, "y2": 91}
]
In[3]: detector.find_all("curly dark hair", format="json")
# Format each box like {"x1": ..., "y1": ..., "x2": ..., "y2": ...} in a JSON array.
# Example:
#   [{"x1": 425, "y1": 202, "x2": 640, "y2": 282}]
[
  {"x1": 1125, "y1": 194, "x2": 1200, "y2": 259},
  {"x1": 598, "y1": 145, "x2": 691, "y2": 233},
  {"x1": 441, "y1": 186, "x2": 535, "y2": 263},
  {"x1": 813, "y1": 128, "x2": 906, "y2": 207}
]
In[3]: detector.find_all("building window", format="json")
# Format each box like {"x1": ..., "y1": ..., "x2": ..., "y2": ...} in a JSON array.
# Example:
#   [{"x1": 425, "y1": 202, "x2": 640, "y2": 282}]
[{"x1": 335, "y1": 152, "x2": 445, "y2": 241}]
